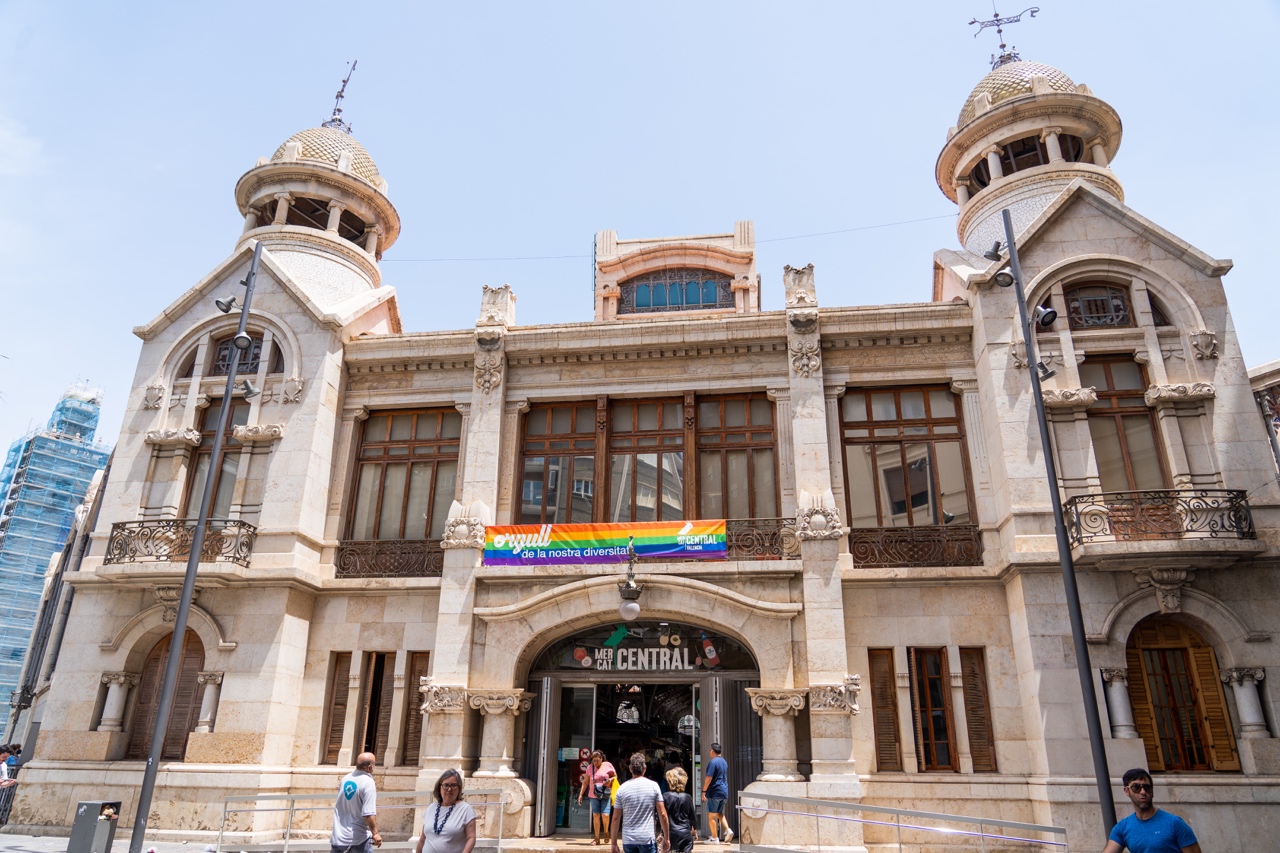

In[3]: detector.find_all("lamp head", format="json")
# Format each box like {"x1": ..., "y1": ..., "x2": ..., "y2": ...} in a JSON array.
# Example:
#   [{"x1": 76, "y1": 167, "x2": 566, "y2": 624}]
[
  {"x1": 1034, "y1": 304, "x2": 1057, "y2": 328},
  {"x1": 993, "y1": 268, "x2": 1015, "y2": 288},
  {"x1": 1037, "y1": 362, "x2": 1057, "y2": 381},
  {"x1": 240, "y1": 380, "x2": 260, "y2": 399},
  {"x1": 232, "y1": 332, "x2": 254, "y2": 351},
  {"x1": 983, "y1": 242, "x2": 1003, "y2": 262},
  {"x1": 215, "y1": 296, "x2": 239, "y2": 314}
]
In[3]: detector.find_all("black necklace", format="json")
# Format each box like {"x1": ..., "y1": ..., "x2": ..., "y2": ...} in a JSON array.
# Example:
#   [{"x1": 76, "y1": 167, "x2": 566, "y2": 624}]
[{"x1": 432, "y1": 802, "x2": 457, "y2": 834}]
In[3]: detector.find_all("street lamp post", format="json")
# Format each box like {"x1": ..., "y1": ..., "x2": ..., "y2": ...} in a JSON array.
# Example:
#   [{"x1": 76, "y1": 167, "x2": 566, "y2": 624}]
[
  {"x1": 997, "y1": 208, "x2": 1118, "y2": 832},
  {"x1": 127, "y1": 241, "x2": 264, "y2": 853}
]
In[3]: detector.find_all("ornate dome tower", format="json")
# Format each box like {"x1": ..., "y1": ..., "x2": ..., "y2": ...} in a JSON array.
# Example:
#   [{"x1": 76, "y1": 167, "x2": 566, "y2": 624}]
[
  {"x1": 936, "y1": 51, "x2": 1123, "y2": 254},
  {"x1": 233, "y1": 100, "x2": 400, "y2": 289}
]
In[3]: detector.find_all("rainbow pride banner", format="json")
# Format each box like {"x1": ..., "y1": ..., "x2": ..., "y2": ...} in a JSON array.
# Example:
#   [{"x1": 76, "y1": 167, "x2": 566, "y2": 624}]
[{"x1": 483, "y1": 520, "x2": 727, "y2": 565}]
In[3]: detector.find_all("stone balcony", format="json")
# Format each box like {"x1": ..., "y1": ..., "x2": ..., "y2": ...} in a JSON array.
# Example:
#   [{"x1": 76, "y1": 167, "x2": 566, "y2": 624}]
[
  {"x1": 1063, "y1": 489, "x2": 1265, "y2": 569},
  {"x1": 103, "y1": 518, "x2": 257, "y2": 568}
]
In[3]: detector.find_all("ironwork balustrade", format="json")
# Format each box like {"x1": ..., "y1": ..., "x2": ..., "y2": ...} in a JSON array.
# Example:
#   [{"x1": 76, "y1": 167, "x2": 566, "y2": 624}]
[
  {"x1": 726, "y1": 517, "x2": 800, "y2": 560},
  {"x1": 1064, "y1": 489, "x2": 1255, "y2": 546},
  {"x1": 335, "y1": 539, "x2": 444, "y2": 578},
  {"x1": 849, "y1": 524, "x2": 983, "y2": 568},
  {"x1": 104, "y1": 518, "x2": 257, "y2": 568}
]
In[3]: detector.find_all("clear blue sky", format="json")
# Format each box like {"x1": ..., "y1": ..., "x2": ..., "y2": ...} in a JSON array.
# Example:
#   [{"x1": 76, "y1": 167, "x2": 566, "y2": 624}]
[{"x1": 2, "y1": 1, "x2": 1278, "y2": 446}]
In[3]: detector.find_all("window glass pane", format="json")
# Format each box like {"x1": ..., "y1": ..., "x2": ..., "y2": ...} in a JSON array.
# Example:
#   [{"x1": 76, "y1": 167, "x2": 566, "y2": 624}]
[
  {"x1": 377, "y1": 463, "x2": 408, "y2": 539},
  {"x1": 526, "y1": 410, "x2": 548, "y2": 435},
  {"x1": 699, "y1": 401, "x2": 720, "y2": 429},
  {"x1": 545, "y1": 456, "x2": 569, "y2": 523},
  {"x1": 660, "y1": 452, "x2": 684, "y2": 520},
  {"x1": 351, "y1": 464, "x2": 382, "y2": 539},
  {"x1": 842, "y1": 393, "x2": 867, "y2": 421},
  {"x1": 575, "y1": 407, "x2": 595, "y2": 434},
  {"x1": 934, "y1": 442, "x2": 971, "y2": 525},
  {"x1": 876, "y1": 445, "x2": 910, "y2": 527},
  {"x1": 404, "y1": 462, "x2": 433, "y2": 540},
  {"x1": 900, "y1": 391, "x2": 926, "y2": 420},
  {"x1": 1088, "y1": 417, "x2": 1128, "y2": 492},
  {"x1": 636, "y1": 285, "x2": 650, "y2": 308},
  {"x1": 752, "y1": 449, "x2": 777, "y2": 517},
  {"x1": 429, "y1": 461, "x2": 457, "y2": 538},
  {"x1": 1079, "y1": 362, "x2": 1107, "y2": 389},
  {"x1": 637, "y1": 404, "x2": 659, "y2": 431},
  {"x1": 845, "y1": 446, "x2": 878, "y2": 528},
  {"x1": 571, "y1": 456, "x2": 594, "y2": 522},
  {"x1": 188, "y1": 454, "x2": 212, "y2": 519},
  {"x1": 520, "y1": 457, "x2": 545, "y2": 523},
  {"x1": 750, "y1": 398, "x2": 772, "y2": 426},
  {"x1": 212, "y1": 452, "x2": 239, "y2": 518},
  {"x1": 634, "y1": 453, "x2": 658, "y2": 521},
  {"x1": 609, "y1": 454, "x2": 633, "y2": 522},
  {"x1": 389, "y1": 414, "x2": 412, "y2": 441},
  {"x1": 928, "y1": 390, "x2": 956, "y2": 419},
  {"x1": 551, "y1": 407, "x2": 572, "y2": 435},
  {"x1": 724, "y1": 400, "x2": 746, "y2": 428},
  {"x1": 685, "y1": 281, "x2": 700, "y2": 305},
  {"x1": 699, "y1": 452, "x2": 723, "y2": 518},
  {"x1": 903, "y1": 443, "x2": 932, "y2": 524},
  {"x1": 1111, "y1": 361, "x2": 1144, "y2": 391},
  {"x1": 652, "y1": 285, "x2": 667, "y2": 307},
  {"x1": 415, "y1": 412, "x2": 439, "y2": 440},
  {"x1": 668, "y1": 283, "x2": 683, "y2": 307},
  {"x1": 441, "y1": 411, "x2": 462, "y2": 439},
  {"x1": 364, "y1": 415, "x2": 387, "y2": 442},
  {"x1": 665, "y1": 403, "x2": 683, "y2": 430},
  {"x1": 612, "y1": 403, "x2": 633, "y2": 431},
  {"x1": 702, "y1": 280, "x2": 717, "y2": 304},
  {"x1": 1122, "y1": 415, "x2": 1165, "y2": 489},
  {"x1": 871, "y1": 393, "x2": 897, "y2": 421},
  {"x1": 726, "y1": 450, "x2": 750, "y2": 519}
]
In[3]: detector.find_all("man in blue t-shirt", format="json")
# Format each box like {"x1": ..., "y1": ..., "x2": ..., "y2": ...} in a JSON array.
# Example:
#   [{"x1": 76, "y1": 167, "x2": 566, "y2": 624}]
[
  {"x1": 701, "y1": 743, "x2": 733, "y2": 844},
  {"x1": 1101, "y1": 768, "x2": 1201, "y2": 853}
]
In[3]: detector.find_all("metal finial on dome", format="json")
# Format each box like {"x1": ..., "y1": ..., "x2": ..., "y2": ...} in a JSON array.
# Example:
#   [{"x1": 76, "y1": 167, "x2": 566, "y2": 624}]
[
  {"x1": 969, "y1": 6, "x2": 1039, "y2": 69},
  {"x1": 321, "y1": 60, "x2": 358, "y2": 135}
]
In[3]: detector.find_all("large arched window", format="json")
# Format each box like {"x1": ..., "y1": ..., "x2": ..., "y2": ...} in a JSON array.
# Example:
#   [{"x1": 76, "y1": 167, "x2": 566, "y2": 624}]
[
  {"x1": 969, "y1": 132, "x2": 1086, "y2": 188},
  {"x1": 127, "y1": 629, "x2": 205, "y2": 761},
  {"x1": 619, "y1": 268, "x2": 733, "y2": 314},
  {"x1": 1063, "y1": 283, "x2": 1134, "y2": 330},
  {"x1": 211, "y1": 335, "x2": 284, "y2": 376},
  {"x1": 1126, "y1": 617, "x2": 1240, "y2": 772}
]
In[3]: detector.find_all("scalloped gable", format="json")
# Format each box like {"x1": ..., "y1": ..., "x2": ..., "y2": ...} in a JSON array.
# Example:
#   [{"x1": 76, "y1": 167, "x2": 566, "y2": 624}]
[{"x1": 132, "y1": 242, "x2": 401, "y2": 341}]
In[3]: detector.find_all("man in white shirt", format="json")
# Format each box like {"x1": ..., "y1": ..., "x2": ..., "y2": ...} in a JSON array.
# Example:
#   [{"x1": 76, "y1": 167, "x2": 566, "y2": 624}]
[
  {"x1": 611, "y1": 752, "x2": 670, "y2": 853},
  {"x1": 331, "y1": 752, "x2": 381, "y2": 853}
]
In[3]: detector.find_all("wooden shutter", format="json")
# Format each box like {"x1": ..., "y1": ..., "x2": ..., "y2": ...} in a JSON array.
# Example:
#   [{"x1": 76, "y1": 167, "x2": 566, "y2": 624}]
[
  {"x1": 323, "y1": 653, "x2": 352, "y2": 764},
  {"x1": 959, "y1": 648, "x2": 997, "y2": 772},
  {"x1": 1188, "y1": 641, "x2": 1240, "y2": 771},
  {"x1": 372, "y1": 653, "x2": 396, "y2": 756},
  {"x1": 127, "y1": 634, "x2": 170, "y2": 759},
  {"x1": 160, "y1": 632, "x2": 205, "y2": 760},
  {"x1": 401, "y1": 652, "x2": 431, "y2": 766},
  {"x1": 868, "y1": 649, "x2": 902, "y2": 772},
  {"x1": 1126, "y1": 643, "x2": 1165, "y2": 770}
]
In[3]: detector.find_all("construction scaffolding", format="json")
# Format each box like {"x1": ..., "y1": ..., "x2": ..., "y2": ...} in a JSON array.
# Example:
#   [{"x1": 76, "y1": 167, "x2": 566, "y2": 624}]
[{"x1": 0, "y1": 384, "x2": 111, "y2": 705}]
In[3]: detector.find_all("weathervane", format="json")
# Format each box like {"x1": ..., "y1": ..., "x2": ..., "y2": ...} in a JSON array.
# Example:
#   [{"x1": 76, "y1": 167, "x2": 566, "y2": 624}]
[
  {"x1": 969, "y1": 6, "x2": 1038, "y2": 68},
  {"x1": 322, "y1": 60, "x2": 358, "y2": 134}
]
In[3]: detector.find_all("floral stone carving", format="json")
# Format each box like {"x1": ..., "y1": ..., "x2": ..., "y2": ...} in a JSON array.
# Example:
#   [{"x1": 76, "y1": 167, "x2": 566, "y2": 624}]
[
  {"x1": 232, "y1": 423, "x2": 286, "y2": 443},
  {"x1": 154, "y1": 585, "x2": 200, "y2": 622},
  {"x1": 145, "y1": 427, "x2": 201, "y2": 447},
  {"x1": 1041, "y1": 387, "x2": 1098, "y2": 409},
  {"x1": 142, "y1": 382, "x2": 166, "y2": 410},
  {"x1": 475, "y1": 354, "x2": 504, "y2": 393},
  {"x1": 468, "y1": 690, "x2": 534, "y2": 716},
  {"x1": 1134, "y1": 568, "x2": 1195, "y2": 614},
  {"x1": 796, "y1": 506, "x2": 844, "y2": 540},
  {"x1": 745, "y1": 688, "x2": 807, "y2": 717},
  {"x1": 789, "y1": 341, "x2": 821, "y2": 378},
  {"x1": 1144, "y1": 383, "x2": 1216, "y2": 405},
  {"x1": 441, "y1": 516, "x2": 486, "y2": 550},
  {"x1": 419, "y1": 677, "x2": 467, "y2": 714},
  {"x1": 809, "y1": 675, "x2": 862, "y2": 714}
]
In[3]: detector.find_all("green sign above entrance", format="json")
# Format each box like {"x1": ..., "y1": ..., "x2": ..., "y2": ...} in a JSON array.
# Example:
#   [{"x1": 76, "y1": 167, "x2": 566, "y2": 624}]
[{"x1": 535, "y1": 621, "x2": 756, "y2": 673}]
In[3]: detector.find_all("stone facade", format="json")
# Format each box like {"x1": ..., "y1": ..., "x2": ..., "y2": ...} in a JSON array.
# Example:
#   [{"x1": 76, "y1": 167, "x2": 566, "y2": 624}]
[{"x1": 10, "y1": 55, "x2": 1280, "y2": 853}]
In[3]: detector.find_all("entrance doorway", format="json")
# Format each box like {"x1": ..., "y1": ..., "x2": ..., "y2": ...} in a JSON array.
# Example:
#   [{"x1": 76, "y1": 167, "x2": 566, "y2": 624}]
[{"x1": 521, "y1": 621, "x2": 762, "y2": 838}]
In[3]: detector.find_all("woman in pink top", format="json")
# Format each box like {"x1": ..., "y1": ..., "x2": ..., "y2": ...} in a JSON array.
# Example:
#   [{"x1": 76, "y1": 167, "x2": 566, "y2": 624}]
[{"x1": 576, "y1": 749, "x2": 617, "y2": 845}]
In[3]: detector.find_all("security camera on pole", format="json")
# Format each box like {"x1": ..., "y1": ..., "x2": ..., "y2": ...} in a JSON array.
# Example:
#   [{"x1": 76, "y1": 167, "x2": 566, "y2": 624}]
[{"x1": 127, "y1": 241, "x2": 264, "y2": 853}]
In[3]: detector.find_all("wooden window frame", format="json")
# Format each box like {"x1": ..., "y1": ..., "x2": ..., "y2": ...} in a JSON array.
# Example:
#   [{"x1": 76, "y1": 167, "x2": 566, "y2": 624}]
[
  {"x1": 518, "y1": 402, "x2": 599, "y2": 524},
  {"x1": 959, "y1": 648, "x2": 998, "y2": 773},
  {"x1": 322, "y1": 652, "x2": 353, "y2": 765},
  {"x1": 1080, "y1": 356, "x2": 1170, "y2": 491},
  {"x1": 401, "y1": 652, "x2": 431, "y2": 766},
  {"x1": 908, "y1": 647, "x2": 958, "y2": 772},
  {"x1": 1063, "y1": 283, "x2": 1136, "y2": 330},
  {"x1": 694, "y1": 393, "x2": 780, "y2": 520},
  {"x1": 358, "y1": 651, "x2": 396, "y2": 759},
  {"x1": 210, "y1": 335, "x2": 283, "y2": 376},
  {"x1": 180, "y1": 398, "x2": 250, "y2": 518},
  {"x1": 867, "y1": 648, "x2": 902, "y2": 772},
  {"x1": 607, "y1": 397, "x2": 688, "y2": 523}
]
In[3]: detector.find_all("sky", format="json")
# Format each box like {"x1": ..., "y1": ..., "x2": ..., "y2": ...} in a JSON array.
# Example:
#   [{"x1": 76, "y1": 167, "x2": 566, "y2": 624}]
[{"x1": 2, "y1": 1, "x2": 1278, "y2": 447}]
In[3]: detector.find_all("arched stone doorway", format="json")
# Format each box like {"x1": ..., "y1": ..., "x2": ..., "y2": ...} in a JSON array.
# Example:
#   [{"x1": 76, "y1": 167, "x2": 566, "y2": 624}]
[{"x1": 127, "y1": 629, "x2": 205, "y2": 761}]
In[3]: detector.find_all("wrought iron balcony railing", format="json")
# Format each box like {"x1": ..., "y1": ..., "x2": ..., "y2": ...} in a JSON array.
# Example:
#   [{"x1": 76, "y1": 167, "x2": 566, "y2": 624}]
[
  {"x1": 1064, "y1": 489, "x2": 1256, "y2": 546},
  {"x1": 104, "y1": 518, "x2": 257, "y2": 568},
  {"x1": 849, "y1": 524, "x2": 983, "y2": 568},
  {"x1": 335, "y1": 539, "x2": 445, "y2": 578},
  {"x1": 726, "y1": 518, "x2": 800, "y2": 560}
]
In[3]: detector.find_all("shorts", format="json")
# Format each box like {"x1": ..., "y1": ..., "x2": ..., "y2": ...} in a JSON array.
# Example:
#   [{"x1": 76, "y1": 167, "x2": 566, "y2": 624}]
[
  {"x1": 331, "y1": 840, "x2": 372, "y2": 853},
  {"x1": 623, "y1": 843, "x2": 656, "y2": 853},
  {"x1": 706, "y1": 797, "x2": 727, "y2": 815},
  {"x1": 590, "y1": 796, "x2": 612, "y2": 815}
]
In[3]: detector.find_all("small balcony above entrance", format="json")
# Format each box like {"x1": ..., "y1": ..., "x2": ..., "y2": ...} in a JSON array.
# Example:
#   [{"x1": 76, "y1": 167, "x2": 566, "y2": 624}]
[
  {"x1": 335, "y1": 538, "x2": 444, "y2": 578},
  {"x1": 103, "y1": 518, "x2": 257, "y2": 568}
]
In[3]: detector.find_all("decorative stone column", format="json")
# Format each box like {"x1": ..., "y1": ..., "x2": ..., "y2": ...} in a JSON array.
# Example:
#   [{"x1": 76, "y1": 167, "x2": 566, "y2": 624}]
[
  {"x1": 1221, "y1": 669, "x2": 1269, "y2": 738},
  {"x1": 1040, "y1": 127, "x2": 1064, "y2": 163},
  {"x1": 194, "y1": 671, "x2": 224, "y2": 733},
  {"x1": 272, "y1": 192, "x2": 292, "y2": 225},
  {"x1": 1089, "y1": 137, "x2": 1109, "y2": 168},
  {"x1": 984, "y1": 146, "x2": 1005, "y2": 181},
  {"x1": 745, "y1": 689, "x2": 806, "y2": 781},
  {"x1": 955, "y1": 176, "x2": 971, "y2": 206},
  {"x1": 364, "y1": 225, "x2": 381, "y2": 256},
  {"x1": 98, "y1": 673, "x2": 140, "y2": 732},
  {"x1": 326, "y1": 200, "x2": 347, "y2": 233},
  {"x1": 469, "y1": 690, "x2": 534, "y2": 777},
  {"x1": 242, "y1": 206, "x2": 259, "y2": 233},
  {"x1": 1099, "y1": 668, "x2": 1138, "y2": 739},
  {"x1": 807, "y1": 676, "x2": 861, "y2": 779},
  {"x1": 419, "y1": 677, "x2": 469, "y2": 770}
]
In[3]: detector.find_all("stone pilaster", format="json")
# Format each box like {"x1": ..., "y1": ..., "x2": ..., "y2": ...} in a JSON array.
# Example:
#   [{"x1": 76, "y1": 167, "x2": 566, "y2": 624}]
[
  {"x1": 469, "y1": 690, "x2": 534, "y2": 777},
  {"x1": 419, "y1": 677, "x2": 470, "y2": 774},
  {"x1": 746, "y1": 689, "x2": 806, "y2": 781},
  {"x1": 1099, "y1": 668, "x2": 1138, "y2": 739},
  {"x1": 1221, "y1": 669, "x2": 1269, "y2": 738},
  {"x1": 97, "y1": 672, "x2": 140, "y2": 733},
  {"x1": 194, "y1": 672, "x2": 224, "y2": 733}
]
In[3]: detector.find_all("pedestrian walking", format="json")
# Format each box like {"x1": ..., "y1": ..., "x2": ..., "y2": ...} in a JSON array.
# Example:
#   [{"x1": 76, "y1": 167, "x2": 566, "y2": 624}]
[
  {"x1": 701, "y1": 743, "x2": 733, "y2": 844},
  {"x1": 414, "y1": 769, "x2": 476, "y2": 853},
  {"x1": 611, "y1": 752, "x2": 670, "y2": 853},
  {"x1": 1100, "y1": 769, "x2": 1202, "y2": 853},
  {"x1": 577, "y1": 749, "x2": 618, "y2": 845},
  {"x1": 661, "y1": 767, "x2": 695, "y2": 853},
  {"x1": 331, "y1": 752, "x2": 381, "y2": 853}
]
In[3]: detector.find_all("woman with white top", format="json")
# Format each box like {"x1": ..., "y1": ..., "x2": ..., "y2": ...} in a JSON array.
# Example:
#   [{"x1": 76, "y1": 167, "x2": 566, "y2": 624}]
[{"x1": 414, "y1": 769, "x2": 476, "y2": 853}]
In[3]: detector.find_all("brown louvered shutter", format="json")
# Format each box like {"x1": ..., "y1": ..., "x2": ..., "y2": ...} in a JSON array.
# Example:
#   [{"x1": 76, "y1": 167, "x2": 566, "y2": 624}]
[
  {"x1": 161, "y1": 631, "x2": 205, "y2": 760},
  {"x1": 1187, "y1": 642, "x2": 1241, "y2": 771},
  {"x1": 401, "y1": 652, "x2": 431, "y2": 766},
  {"x1": 959, "y1": 648, "x2": 997, "y2": 772},
  {"x1": 127, "y1": 634, "x2": 170, "y2": 759},
  {"x1": 1125, "y1": 643, "x2": 1165, "y2": 770},
  {"x1": 323, "y1": 653, "x2": 352, "y2": 764},
  {"x1": 868, "y1": 649, "x2": 902, "y2": 772},
  {"x1": 372, "y1": 653, "x2": 396, "y2": 757}
]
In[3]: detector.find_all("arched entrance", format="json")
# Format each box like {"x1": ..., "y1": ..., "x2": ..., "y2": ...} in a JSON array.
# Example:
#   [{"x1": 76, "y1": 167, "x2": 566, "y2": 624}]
[
  {"x1": 521, "y1": 620, "x2": 762, "y2": 838},
  {"x1": 127, "y1": 629, "x2": 205, "y2": 760}
]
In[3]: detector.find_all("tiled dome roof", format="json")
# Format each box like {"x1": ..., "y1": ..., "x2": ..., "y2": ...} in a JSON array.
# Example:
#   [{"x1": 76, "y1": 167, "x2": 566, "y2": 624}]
[
  {"x1": 271, "y1": 126, "x2": 381, "y2": 184},
  {"x1": 957, "y1": 60, "x2": 1076, "y2": 127}
]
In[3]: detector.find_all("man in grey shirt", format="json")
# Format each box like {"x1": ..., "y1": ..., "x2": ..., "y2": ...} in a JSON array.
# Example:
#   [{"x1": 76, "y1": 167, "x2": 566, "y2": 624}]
[
  {"x1": 611, "y1": 752, "x2": 670, "y2": 853},
  {"x1": 332, "y1": 753, "x2": 382, "y2": 853}
]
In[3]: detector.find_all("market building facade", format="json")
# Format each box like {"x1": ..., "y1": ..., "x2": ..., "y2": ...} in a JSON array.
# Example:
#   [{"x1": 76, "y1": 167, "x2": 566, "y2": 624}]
[{"x1": 8, "y1": 51, "x2": 1280, "y2": 852}]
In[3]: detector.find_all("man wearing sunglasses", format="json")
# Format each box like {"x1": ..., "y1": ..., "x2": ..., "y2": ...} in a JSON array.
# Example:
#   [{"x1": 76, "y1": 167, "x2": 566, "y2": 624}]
[{"x1": 1101, "y1": 769, "x2": 1201, "y2": 853}]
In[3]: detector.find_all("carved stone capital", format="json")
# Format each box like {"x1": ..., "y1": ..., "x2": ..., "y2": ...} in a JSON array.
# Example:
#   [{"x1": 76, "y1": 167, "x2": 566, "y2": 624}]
[
  {"x1": 468, "y1": 689, "x2": 534, "y2": 716},
  {"x1": 1134, "y1": 568, "x2": 1194, "y2": 614},
  {"x1": 1220, "y1": 668, "x2": 1266, "y2": 685},
  {"x1": 1144, "y1": 383, "x2": 1216, "y2": 406},
  {"x1": 441, "y1": 516, "x2": 486, "y2": 550},
  {"x1": 1190, "y1": 330, "x2": 1219, "y2": 360},
  {"x1": 783, "y1": 264, "x2": 817, "y2": 307},
  {"x1": 809, "y1": 675, "x2": 862, "y2": 715},
  {"x1": 232, "y1": 423, "x2": 285, "y2": 443},
  {"x1": 949, "y1": 378, "x2": 978, "y2": 395},
  {"x1": 731, "y1": 276, "x2": 754, "y2": 293},
  {"x1": 745, "y1": 688, "x2": 807, "y2": 717},
  {"x1": 145, "y1": 427, "x2": 201, "y2": 447},
  {"x1": 154, "y1": 585, "x2": 200, "y2": 622},
  {"x1": 419, "y1": 677, "x2": 468, "y2": 714},
  {"x1": 143, "y1": 382, "x2": 167, "y2": 410},
  {"x1": 1099, "y1": 668, "x2": 1128, "y2": 685},
  {"x1": 1040, "y1": 126, "x2": 1063, "y2": 141},
  {"x1": 1041, "y1": 387, "x2": 1098, "y2": 410},
  {"x1": 795, "y1": 506, "x2": 844, "y2": 540},
  {"x1": 101, "y1": 672, "x2": 141, "y2": 687},
  {"x1": 475, "y1": 354, "x2": 504, "y2": 393},
  {"x1": 789, "y1": 341, "x2": 822, "y2": 378},
  {"x1": 197, "y1": 671, "x2": 225, "y2": 686}
]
